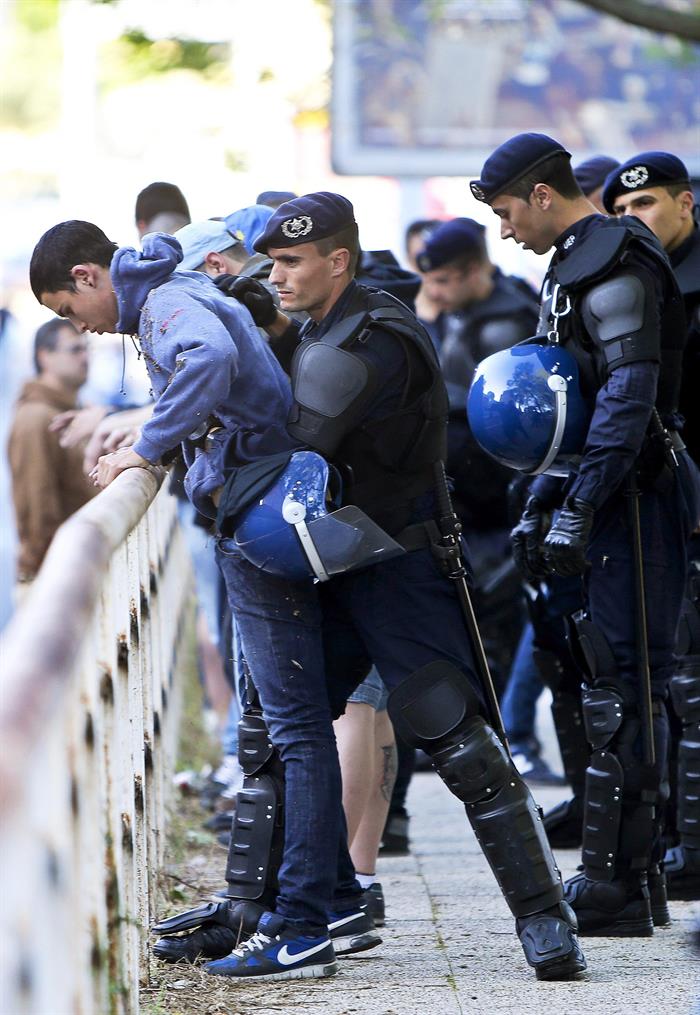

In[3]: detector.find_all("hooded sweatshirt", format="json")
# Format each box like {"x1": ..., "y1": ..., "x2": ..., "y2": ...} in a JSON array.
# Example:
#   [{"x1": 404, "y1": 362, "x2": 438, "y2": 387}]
[
  {"x1": 8, "y1": 379, "x2": 97, "y2": 579},
  {"x1": 113, "y1": 233, "x2": 296, "y2": 514}
]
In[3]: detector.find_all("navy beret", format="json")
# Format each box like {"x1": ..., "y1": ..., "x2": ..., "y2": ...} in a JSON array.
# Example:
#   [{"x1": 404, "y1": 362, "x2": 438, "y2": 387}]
[
  {"x1": 573, "y1": 156, "x2": 620, "y2": 197},
  {"x1": 253, "y1": 192, "x2": 356, "y2": 254},
  {"x1": 602, "y1": 151, "x2": 691, "y2": 213},
  {"x1": 256, "y1": 190, "x2": 298, "y2": 208},
  {"x1": 471, "y1": 132, "x2": 571, "y2": 203},
  {"x1": 416, "y1": 218, "x2": 486, "y2": 272}
]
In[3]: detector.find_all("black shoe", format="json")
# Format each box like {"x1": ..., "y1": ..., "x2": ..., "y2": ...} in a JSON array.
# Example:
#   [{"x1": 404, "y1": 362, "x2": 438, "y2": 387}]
[
  {"x1": 516, "y1": 902, "x2": 587, "y2": 981},
  {"x1": 664, "y1": 845, "x2": 700, "y2": 901},
  {"x1": 509, "y1": 738, "x2": 567, "y2": 786},
  {"x1": 361, "y1": 883, "x2": 385, "y2": 927},
  {"x1": 564, "y1": 872, "x2": 654, "y2": 937},
  {"x1": 203, "y1": 809, "x2": 235, "y2": 833},
  {"x1": 543, "y1": 797, "x2": 584, "y2": 849},
  {"x1": 327, "y1": 907, "x2": 382, "y2": 955},
  {"x1": 379, "y1": 814, "x2": 410, "y2": 856},
  {"x1": 648, "y1": 864, "x2": 671, "y2": 927},
  {"x1": 152, "y1": 900, "x2": 264, "y2": 963}
]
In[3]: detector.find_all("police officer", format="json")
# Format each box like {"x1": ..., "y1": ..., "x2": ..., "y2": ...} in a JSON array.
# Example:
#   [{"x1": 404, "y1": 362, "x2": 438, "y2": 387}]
[
  {"x1": 158, "y1": 192, "x2": 587, "y2": 982},
  {"x1": 573, "y1": 156, "x2": 620, "y2": 215},
  {"x1": 603, "y1": 153, "x2": 700, "y2": 900},
  {"x1": 471, "y1": 133, "x2": 697, "y2": 936}
]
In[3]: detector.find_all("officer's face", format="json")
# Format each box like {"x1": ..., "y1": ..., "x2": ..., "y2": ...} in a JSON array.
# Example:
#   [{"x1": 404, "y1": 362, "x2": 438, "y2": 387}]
[
  {"x1": 268, "y1": 242, "x2": 344, "y2": 319},
  {"x1": 490, "y1": 193, "x2": 555, "y2": 255},
  {"x1": 611, "y1": 186, "x2": 694, "y2": 252},
  {"x1": 41, "y1": 264, "x2": 119, "y2": 335},
  {"x1": 422, "y1": 265, "x2": 477, "y2": 312}
]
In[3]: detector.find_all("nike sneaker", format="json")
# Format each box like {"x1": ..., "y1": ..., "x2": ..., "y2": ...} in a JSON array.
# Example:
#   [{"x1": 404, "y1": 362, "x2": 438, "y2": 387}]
[
  {"x1": 327, "y1": 907, "x2": 382, "y2": 955},
  {"x1": 204, "y1": 912, "x2": 338, "y2": 981}
]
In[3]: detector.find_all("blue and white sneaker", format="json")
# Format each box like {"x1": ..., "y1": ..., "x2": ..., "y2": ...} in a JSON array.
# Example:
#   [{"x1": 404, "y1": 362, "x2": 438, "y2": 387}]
[
  {"x1": 328, "y1": 907, "x2": 382, "y2": 955},
  {"x1": 204, "y1": 912, "x2": 338, "y2": 981}
]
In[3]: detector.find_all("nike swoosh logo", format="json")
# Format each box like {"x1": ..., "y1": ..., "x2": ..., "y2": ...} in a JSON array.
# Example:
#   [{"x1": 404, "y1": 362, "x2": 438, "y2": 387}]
[
  {"x1": 277, "y1": 940, "x2": 331, "y2": 966},
  {"x1": 328, "y1": 913, "x2": 360, "y2": 931}
]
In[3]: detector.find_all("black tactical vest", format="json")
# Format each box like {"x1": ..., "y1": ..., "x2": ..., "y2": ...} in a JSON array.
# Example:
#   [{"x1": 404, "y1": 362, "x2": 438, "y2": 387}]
[
  {"x1": 539, "y1": 217, "x2": 686, "y2": 418},
  {"x1": 288, "y1": 284, "x2": 449, "y2": 529}
]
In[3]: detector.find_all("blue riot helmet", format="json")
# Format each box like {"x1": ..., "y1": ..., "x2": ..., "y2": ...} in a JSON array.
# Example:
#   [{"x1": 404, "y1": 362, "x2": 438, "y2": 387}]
[
  {"x1": 466, "y1": 342, "x2": 591, "y2": 476},
  {"x1": 233, "y1": 451, "x2": 405, "y2": 581}
]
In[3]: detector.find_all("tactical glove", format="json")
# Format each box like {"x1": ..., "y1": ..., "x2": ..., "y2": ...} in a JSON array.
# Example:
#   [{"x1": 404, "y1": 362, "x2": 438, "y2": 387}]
[
  {"x1": 510, "y1": 495, "x2": 549, "y2": 583},
  {"x1": 542, "y1": 497, "x2": 595, "y2": 577},
  {"x1": 215, "y1": 275, "x2": 278, "y2": 328}
]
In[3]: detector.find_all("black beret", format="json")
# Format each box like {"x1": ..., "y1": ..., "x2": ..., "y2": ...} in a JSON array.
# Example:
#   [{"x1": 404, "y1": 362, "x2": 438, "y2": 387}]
[
  {"x1": 573, "y1": 156, "x2": 620, "y2": 197},
  {"x1": 470, "y1": 132, "x2": 571, "y2": 204},
  {"x1": 601, "y1": 151, "x2": 691, "y2": 213},
  {"x1": 253, "y1": 192, "x2": 356, "y2": 254},
  {"x1": 416, "y1": 218, "x2": 486, "y2": 272}
]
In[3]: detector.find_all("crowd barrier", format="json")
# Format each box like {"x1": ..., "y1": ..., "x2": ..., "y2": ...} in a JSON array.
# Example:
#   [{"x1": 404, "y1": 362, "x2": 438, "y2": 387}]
[{"x1": 0, "y1": 467, "x2": 193, "y2": 1014}]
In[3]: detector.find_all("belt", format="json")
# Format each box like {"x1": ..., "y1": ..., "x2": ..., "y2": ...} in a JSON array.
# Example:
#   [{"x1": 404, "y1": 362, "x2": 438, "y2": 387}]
[{"x1": 393, "y1": 519, "x2": 441, "y2": 552}]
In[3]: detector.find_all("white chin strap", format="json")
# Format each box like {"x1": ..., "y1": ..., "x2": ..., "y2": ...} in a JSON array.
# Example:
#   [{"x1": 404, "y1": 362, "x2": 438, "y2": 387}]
[
  {"x1": 281, "y1": 496, "x2": 330, "y2": 582},
  {"x1": 532, "y1": 372, "x2": 568, "y2": 476}
]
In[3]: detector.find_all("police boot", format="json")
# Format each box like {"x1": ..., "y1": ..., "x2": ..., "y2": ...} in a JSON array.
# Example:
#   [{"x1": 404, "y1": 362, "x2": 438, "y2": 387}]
[
  {"x1": 389, "y1": 662, "x2": 586, "y2": 981},
  {"x1": 535, "y1": 650, "x2": 588, "y2": 848},
  {"x1": 663, "y1": 654, "x2": 700, "y2": 900},
  {"x1": 151, "y1": 702, "x2": 286, "y2": 962}
]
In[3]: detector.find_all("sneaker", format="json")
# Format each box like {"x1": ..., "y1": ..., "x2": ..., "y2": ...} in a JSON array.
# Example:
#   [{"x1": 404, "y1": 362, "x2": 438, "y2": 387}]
[
  {"x1": 327, "y1": 907, "x2": 382, "y2": 955},
  {"x1": 379, "y1": 813, "x2": 410, "y2": 856},
  {"x1": 204, "y1": 912, "x2": 338, "y2": 981},
  {"x1": 564, "y1": 871, "x2": 654, "y2": 937},
  {"x1": 361, "y1": 883, "x2": 386, "y2": 928},
  {"x1": 664, "y1": 845, "x2": 700, "y2": 901},
  {"x1": 509, "y1": 738, "x2": 566, "y2": 786}
]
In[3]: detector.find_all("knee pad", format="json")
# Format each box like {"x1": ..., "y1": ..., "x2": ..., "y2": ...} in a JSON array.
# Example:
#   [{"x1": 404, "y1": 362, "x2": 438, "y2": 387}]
[
  {"x1": 568, "y1": 610, "x2": 618, "y2": 684},
  {"x1": 669, "y1": 672, "x2": 700, "y2": 850},
  {"x1": 387, "y1": 660, "x2": 482, "y2": 752},
  {"x1": 238, "y1": 708, "x2": 275, "y2": 775}
]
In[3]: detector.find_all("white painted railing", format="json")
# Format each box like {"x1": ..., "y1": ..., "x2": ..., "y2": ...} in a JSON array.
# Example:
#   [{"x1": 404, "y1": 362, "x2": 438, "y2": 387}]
[{"x1": 0, "y1": 468, "x2": 193, "y2": 1015}]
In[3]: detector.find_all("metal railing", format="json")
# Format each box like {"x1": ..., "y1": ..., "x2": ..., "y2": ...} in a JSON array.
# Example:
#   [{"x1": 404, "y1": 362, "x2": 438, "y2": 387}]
[{"x1": 0, "y1": 468, "x2": 193, "y2": 1015}]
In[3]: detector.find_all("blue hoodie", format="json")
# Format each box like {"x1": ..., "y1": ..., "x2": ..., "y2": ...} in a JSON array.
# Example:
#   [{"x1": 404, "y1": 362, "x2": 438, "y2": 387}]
[{"x1": 112, "y1": 233, "x2": 296, "y2": 513}]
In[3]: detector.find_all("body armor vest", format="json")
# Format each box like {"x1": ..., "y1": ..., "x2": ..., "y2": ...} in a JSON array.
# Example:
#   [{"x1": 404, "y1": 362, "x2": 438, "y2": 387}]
[
  {"x1": 538, "y1": 217, "x2": 686, "y2": 419},
  {"x1": 288, "y1": 284, "x2": 448, "y2": 529}
]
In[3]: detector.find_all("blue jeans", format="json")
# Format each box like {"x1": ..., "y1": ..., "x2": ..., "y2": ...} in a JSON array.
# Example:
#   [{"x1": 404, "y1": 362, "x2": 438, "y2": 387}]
[
  {"x1": 216, "y1": 540, "x2": 482, "y2": 932},
  {"x1": 500, "y1": 623, "x2": 541, "y2": 742}
]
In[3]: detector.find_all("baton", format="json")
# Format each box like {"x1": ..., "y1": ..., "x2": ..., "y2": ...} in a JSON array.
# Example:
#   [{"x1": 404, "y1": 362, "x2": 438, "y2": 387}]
[
  {"x1": 625, "y1": 469, "x2": 655, "y2": 766},
  {"x1": 432, "y1": 461, "x2": 510, "y2": 752}
]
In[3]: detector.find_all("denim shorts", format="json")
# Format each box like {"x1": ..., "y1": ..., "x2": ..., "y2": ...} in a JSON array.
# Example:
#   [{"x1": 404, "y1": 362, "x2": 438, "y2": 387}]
[{"x1": 347, "y1": 665, "x2": 389, "y2": 711}]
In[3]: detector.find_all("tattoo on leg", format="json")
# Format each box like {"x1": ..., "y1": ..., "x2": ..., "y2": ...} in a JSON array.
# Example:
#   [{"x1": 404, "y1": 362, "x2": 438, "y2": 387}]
[{"x1": 380, "y1": 743, "x2": 398, "y2": 802}]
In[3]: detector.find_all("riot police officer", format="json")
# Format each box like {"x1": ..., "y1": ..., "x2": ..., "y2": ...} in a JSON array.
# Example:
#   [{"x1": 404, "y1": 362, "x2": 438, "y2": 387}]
[
  {"x1": 603, "y1": 152, "x2": 700, "y2": 900},
  {"x1": 156, "y1": 192, "x2": 587, "y2": 982},
  {"x1": 471, "y1": 133, "x2": 697, "y2": 936}
]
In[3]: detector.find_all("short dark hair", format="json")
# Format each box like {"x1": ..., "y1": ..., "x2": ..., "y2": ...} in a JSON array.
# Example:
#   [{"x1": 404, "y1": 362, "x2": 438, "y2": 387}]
[
  {"x1": 664, "y1": 180, "x2": 693, "y2": 199},
  {"x1": 314, "y1": 222, "x2": 361, "y2": 276},
  {"x1": 30, "y1": 221, "x2": 118, "y2": 301},
  {"x1": 446, "y1": 235, "x2": 489, "y2": 273},
  {"x1": 405, "y1": 218, "x2": 441, "y2": 245},
  {"x1": 505, "y1": 153, "x2": 582, "y2": 202},
  {"x1": 135, "y1": 182, "x2": 190, "y2": 226},
  {"x1": 33, "y1": 317, "x2": 75, "y2": 373}
]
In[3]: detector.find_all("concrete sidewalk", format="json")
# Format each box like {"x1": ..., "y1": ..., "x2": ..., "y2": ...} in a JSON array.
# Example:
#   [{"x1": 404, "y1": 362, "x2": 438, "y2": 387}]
[{"x1": 150, "y1": 770, "x2": 699, "y2": 1015}]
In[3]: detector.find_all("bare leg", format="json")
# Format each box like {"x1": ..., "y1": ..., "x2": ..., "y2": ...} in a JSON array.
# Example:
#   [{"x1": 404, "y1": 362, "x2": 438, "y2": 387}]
[{"x1": 333, "y1": 701, "x2": 375, "y2": 843}]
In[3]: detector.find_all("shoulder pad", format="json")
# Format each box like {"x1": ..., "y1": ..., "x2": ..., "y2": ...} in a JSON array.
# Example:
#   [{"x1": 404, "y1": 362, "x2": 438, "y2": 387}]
[
  {"x1": 584, "y1": 275, "x2": 646, "y2": 343},
  {"x1": 553, "y1": 223, "x2": 629, "y2": 290}
]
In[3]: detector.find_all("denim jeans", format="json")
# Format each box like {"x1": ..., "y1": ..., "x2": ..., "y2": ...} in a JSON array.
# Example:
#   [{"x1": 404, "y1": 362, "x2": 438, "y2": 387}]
[
  {"x1": 500, "y1": 623, "x2": 542, "y2": 742},
  {"x1": 216, "y1": 539, "x2": 483, "y2": 932}
]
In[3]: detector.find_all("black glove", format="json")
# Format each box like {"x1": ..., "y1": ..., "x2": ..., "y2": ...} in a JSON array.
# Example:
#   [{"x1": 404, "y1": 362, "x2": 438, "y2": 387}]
[
  {"x1": 215, "y1": 274, "x2": 278, "y2": 328},
  {"x1": 510, "y1": 495, "x2": 549, "y2": 583},
  {"x1": 542, "y1": 496, "x2": 595, "y2": 577}
]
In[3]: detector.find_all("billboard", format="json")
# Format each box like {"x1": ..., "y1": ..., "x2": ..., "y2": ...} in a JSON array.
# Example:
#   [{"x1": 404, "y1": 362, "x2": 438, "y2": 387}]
[{"x1": 332, "y1": 0, "x2": 700, "y2": 176}]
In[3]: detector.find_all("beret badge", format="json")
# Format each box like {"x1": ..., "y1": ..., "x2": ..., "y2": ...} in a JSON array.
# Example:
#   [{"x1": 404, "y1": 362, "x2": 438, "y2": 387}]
[
  {"x1": 281, "y1": 215, "x2": 313, "y2": 239},
  {"x1": 620, "y1": 166, "x2": 649, "y2": 190}
]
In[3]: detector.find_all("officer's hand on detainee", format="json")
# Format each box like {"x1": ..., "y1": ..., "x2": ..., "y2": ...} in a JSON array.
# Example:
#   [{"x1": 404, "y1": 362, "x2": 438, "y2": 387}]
[
  {"x1": 510, "y1": 495, "x2": 550, "y2": 583},
  {"x1": 542, "y1": 497, "x2": 595, "y2": 577},
  {"x1": 89, "y1": 445, "x2": 151, "y2": 489},
  {"x1": 215, "y1": 275, "x2": 278, "y2": 328}
]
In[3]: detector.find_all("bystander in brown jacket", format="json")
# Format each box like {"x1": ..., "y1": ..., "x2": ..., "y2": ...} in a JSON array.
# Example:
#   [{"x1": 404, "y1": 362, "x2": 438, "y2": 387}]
[{"x1": 7, "y1": 319, "x2": 98, "y2": 581}]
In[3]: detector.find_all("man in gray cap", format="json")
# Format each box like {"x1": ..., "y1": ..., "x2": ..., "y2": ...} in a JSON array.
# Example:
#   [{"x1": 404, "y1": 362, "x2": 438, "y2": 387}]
[
  {"x1": 472, "y1": 132, "x2": 696, "y2": 937},
  {"x1": 603, "y1": 151, "x2": 700, "y2": 902}
]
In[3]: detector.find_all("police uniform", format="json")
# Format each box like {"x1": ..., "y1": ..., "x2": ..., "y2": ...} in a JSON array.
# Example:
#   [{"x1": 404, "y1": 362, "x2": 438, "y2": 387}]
[
  {"x1": 471, "y1": 134, "x2": 698, "y2": 936},
  {"x1": 604, "y1": 154, "x2": 700, "y2": 900},
  {"x1": 155, "y1": 192, "x2": 587, "y2": 981}
]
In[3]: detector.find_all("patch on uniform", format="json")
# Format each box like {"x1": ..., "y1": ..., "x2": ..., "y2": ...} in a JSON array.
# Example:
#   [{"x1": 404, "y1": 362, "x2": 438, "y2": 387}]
[
  {"x1": 281, "y1": 215, "x2": 313, "y2": 239},
  {"x1": 620, "y1": 165, "x2": 649, "y2": 189},
  {"x1": 563, "y1": 234, "x2": 575, "y2": 250},
  {"x1": 470, "y1": 182, "x2": 486, "y2": 201}
]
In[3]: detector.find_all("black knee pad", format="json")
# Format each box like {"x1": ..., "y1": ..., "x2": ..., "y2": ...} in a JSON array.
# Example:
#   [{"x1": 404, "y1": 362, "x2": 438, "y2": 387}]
[
  {"x1": 387, "y1": 660, "x2": 482, "y2": 751},
  {"x1": 669, "y1": 671, "x2": 700, "y2": 850}
]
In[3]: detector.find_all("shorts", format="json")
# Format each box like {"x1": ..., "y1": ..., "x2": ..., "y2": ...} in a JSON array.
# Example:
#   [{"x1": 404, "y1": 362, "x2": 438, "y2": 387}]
[{"x1": 346, "y1": 665, "x2": 389, "y2": 711}]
